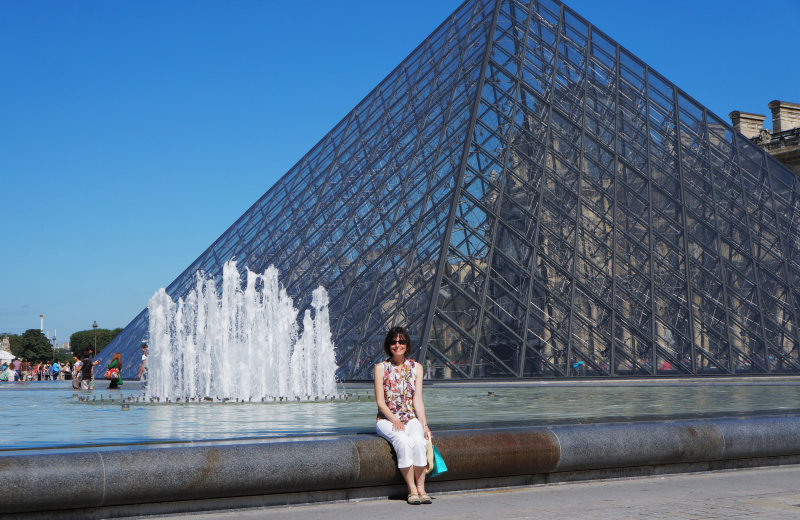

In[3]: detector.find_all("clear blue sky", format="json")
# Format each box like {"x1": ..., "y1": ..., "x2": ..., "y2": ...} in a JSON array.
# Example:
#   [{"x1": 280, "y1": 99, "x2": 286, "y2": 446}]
[{"x1": 1, "y1": 0, "x2": 798, "y2": 343}]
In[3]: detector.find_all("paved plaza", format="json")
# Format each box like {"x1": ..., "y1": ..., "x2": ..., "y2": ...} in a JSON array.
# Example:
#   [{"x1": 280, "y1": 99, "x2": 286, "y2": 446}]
[{"x1": 136, "y1": 465, "x2": 800, "y2": 519}]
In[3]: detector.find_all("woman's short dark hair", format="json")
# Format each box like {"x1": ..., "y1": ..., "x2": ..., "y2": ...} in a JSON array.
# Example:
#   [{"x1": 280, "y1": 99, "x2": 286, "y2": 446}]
[{"x1": 383, "y1": 326, "x2": 412, "y2": 357}]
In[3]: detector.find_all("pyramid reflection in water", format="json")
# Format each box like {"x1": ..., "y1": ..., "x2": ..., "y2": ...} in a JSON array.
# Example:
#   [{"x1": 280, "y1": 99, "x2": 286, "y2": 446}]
[{"x1": 104, "y1": 0, "x2": 800, "y2": 379}]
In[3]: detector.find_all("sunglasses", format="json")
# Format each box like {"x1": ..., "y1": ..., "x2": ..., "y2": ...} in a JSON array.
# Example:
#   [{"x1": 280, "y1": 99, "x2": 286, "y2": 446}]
[{"x1": 390, "y1": 339, "x2": 408, "y2": 345}]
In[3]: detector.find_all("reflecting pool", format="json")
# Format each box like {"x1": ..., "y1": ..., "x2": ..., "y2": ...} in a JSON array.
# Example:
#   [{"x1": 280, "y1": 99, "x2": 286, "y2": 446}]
[{"x1": 2, "y1": 379, "x2": 799, "y2": 450}]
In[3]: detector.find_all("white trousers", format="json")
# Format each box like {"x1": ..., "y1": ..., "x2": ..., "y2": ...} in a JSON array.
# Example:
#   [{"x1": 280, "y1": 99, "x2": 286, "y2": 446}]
[{"x1": 376, "y1": 418, "x2": 427, "y2": 468}]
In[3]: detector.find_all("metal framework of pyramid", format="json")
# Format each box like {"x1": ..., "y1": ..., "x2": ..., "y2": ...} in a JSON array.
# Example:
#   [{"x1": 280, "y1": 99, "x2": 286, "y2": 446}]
[{"x1": 105, "y1": 0, "x2": 800, "y2": 380}]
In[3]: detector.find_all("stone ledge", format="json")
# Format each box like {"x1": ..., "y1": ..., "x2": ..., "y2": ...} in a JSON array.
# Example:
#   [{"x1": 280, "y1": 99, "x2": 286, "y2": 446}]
[{"x1": 1, "y1": 413, "x2": 799, "y2": 518}]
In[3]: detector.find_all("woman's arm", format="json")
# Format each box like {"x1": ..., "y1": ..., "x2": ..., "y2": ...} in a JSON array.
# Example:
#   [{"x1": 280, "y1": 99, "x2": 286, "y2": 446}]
[
  {"x1": 374, "y1": 363, "x2": 405, "y2": 431},
  {"x1": 412, "y1": 362, "x2": 431, "y2": 439}
]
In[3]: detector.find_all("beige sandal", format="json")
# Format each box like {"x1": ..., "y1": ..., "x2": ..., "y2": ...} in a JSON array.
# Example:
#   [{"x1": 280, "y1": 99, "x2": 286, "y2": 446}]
[
  {"x1": 419, "y1": 494, "x2": 432, "y2": 504},
  {"x1": 407, "y1": 494, "x2": 421, "y2": 505}
]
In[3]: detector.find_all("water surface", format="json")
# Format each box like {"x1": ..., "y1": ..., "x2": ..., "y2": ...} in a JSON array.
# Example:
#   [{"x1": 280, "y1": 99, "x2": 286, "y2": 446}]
[{"x1": 2, "y1": 379, "x2": 799, "y2": 451}]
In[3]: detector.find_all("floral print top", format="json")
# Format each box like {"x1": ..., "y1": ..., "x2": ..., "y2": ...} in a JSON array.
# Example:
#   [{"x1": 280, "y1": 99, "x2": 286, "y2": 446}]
[{"x1": 377, "y1": 358, "x2": 417, "y2": 424}]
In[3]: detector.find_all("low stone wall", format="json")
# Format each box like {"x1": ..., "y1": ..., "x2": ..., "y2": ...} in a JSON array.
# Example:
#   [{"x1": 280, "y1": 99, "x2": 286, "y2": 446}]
[{"x1": 2, "y1": 413, "x2": 800, "y2": 518}]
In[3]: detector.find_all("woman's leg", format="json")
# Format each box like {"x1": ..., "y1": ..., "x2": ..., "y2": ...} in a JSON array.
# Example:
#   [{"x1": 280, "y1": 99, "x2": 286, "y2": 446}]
[
  {"x1": 398, "y1": 466, "x2": 417, "y2": 497},
  {"x1": 405, "y1": 419, "x2": 428, "y2": 496},
  {"x1": 376, "y1": 420, "x2": 418, "y2": 496},
  {"x1": 414, "y1": 465, "x2": 427, "y2": 496}
]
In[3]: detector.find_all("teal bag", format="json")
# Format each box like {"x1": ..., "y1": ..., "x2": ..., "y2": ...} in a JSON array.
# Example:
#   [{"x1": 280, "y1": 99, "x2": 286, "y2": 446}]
[{"x1": 429, "y1": 445, "x2": 448, "y2": 478}]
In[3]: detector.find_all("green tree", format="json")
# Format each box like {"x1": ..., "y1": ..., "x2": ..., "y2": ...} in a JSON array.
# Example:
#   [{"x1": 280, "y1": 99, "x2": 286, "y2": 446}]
[
  {"x1": 70, "y1": 330, "x2": 94, "y2": 356},
  {"x1": 53, "y1": 348, "x2": 74, "y2": 364},
  {"x1": 17, "y1": 329, "x2": 53, "y2": 361},
  {"x1": 70, "y1": 328, "x2": 123, "y2": 356}
]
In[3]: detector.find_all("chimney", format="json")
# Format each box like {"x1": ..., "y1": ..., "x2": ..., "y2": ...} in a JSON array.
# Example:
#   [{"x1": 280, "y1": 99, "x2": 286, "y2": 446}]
[
  {"x1": 728, "y1": 111, "x2": 766, "y2": 139},
  {"x1": 768, "y1": 100, "x2": 800, "y2": 133}
]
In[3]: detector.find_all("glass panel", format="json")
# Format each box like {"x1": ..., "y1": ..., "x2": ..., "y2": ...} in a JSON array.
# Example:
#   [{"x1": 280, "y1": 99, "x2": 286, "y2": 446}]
[{"x1": 106, "y1": 0, "x2": 800, "y2": 382}]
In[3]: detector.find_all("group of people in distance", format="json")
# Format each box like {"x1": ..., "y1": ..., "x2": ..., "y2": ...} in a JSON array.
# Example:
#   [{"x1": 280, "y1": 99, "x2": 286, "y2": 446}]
[
  {"x1": 70, "y1": 348, "x2": 100, "y2": 390},
  {"x1": 69, "y1": 344, "x2": 148, "y2": 390},
  {"x1": 0, "y1": 359, "x2": 67, "y2": 381},
  {"x1": 1, "y1": 344, "x2": 149, "y2": 390}
]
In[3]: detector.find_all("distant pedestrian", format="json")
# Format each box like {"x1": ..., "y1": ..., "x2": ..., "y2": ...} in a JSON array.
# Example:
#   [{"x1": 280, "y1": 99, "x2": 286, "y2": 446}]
[
  {"x1": 137, "y1": 344, "x2": 148, "y2": 381},
  {"x1": 106, "y1": 352, "x2": 123, "y2": 389},
  {"x1": 72, "y1": 355, "x2": 82, "y2": 390},
  {"x1": 80, "y1": 351, "x2": 98, "y2": 390},
  {"x1": 3, "y1": 363, "x2": 14, "y2": 382}
]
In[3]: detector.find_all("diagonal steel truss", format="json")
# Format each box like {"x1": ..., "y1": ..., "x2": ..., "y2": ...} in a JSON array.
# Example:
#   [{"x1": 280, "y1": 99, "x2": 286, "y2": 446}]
[{"x1": 104, "y1": 0, "x2": 800, "y2": 380}]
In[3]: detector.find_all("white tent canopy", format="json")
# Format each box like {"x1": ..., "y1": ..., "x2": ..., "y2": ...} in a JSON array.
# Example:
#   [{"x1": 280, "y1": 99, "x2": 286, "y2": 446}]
[{"x1": 0, "y1": 350, "x2": 15, "y2": 362}]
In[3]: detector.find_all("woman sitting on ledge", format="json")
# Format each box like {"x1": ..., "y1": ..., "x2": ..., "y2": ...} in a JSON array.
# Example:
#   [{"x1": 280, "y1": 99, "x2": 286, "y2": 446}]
[{"x1": 374, "y1": 326, "x2": 432, "y2": 505}]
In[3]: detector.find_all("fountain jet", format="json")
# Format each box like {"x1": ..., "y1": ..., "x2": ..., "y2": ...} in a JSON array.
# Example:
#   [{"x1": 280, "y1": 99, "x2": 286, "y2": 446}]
[{"x1": 146, "y1": 259, "x2": 337, "y2": 401}]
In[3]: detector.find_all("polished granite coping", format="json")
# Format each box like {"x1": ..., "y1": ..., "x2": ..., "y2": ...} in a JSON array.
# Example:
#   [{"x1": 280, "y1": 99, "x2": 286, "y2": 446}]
[{"x1": 1, "y1": 412, "x2": 800, "y2": 518}]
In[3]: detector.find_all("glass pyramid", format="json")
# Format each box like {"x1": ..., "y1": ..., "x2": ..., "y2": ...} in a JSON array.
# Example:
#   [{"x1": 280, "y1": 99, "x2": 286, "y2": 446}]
[{"x1": 105, "y1": 0, "x2": 800, "y2": 379}]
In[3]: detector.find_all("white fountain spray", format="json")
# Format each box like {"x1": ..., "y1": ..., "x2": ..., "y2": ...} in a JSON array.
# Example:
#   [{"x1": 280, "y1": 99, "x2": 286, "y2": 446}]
[{"x1": 146, "y1": 259, "x2": 338, "y2": 401}]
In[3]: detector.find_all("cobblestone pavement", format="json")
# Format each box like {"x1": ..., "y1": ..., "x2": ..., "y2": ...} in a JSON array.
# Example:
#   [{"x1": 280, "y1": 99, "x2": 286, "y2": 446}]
[{"x1": 140, "y1": 465, "x2": 800, "y2": 519}]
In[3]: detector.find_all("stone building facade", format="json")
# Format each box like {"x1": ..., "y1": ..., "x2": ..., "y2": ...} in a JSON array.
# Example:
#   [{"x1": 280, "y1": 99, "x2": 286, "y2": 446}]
[{"x1": 730, "y1": 101, "x2": 800, "y2": 176}]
